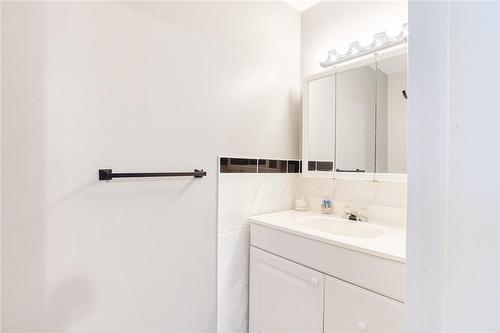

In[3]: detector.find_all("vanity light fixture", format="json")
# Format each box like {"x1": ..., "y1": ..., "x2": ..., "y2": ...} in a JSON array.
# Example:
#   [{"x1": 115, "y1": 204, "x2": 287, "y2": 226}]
[{"x1": 320, "y1": 23, "x2": 408, "y2": 68}]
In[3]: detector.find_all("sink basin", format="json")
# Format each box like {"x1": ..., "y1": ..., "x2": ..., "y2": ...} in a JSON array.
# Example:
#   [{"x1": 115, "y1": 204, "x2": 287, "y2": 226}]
[{"x1": 297, "y1": 217, "x2": 386, "y2": 239}]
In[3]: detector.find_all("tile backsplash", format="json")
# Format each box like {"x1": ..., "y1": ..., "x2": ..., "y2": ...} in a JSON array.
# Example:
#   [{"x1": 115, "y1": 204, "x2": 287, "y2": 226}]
[
  {"x1": 299, "y1": 177, "x2": 407, "y2": 208},
  {"x1": 299, "y1": 177, "x2": 407, "y2": 226}
]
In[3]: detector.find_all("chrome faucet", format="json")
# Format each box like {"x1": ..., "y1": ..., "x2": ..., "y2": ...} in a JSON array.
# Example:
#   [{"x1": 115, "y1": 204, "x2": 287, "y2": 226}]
[{"x1": 343, "y1": 206, "x2": 368, "y2": 222}]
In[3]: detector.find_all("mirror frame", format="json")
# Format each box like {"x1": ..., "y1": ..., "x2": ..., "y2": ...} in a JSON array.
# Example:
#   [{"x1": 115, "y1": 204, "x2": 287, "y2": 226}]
[{"x1": 302, "y1": 44, "x2": 408, "y2": 183}]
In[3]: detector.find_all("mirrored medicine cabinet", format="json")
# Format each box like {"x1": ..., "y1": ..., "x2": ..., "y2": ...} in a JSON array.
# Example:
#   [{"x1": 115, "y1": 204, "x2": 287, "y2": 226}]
[{"x1": 302, "y1": 46, "x2": 408, "y2": 182}]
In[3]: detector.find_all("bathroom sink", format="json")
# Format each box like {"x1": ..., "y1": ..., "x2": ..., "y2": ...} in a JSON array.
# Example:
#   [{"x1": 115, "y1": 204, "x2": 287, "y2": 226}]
[
  {"x1": 297, "y1": 217, "x2": 386, "y2": 239},
  {"x1": 249, "y1": 210, "x2": 406, "y2": 263}
]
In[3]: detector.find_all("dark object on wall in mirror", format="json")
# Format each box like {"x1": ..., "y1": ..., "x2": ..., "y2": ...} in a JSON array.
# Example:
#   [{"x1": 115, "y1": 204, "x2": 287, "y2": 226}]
[
  {"x1": 402, "y1": 90, "x2": 408, "y2": 99},
  {"x1": 98, "y1": 169, "x2": 206, "y2": 181}
]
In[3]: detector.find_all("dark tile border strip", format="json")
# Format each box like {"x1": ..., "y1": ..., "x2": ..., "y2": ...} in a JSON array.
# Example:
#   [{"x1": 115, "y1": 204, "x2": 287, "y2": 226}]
[
  {"x1": 220, "y1": 157, "x2": 257, "y2": 173},
  {"x1": 308, "y1": 160, "x2": 335, "y2": 172},
  {"x1": 287, "y1": 160, "x2": 301, "y2": 173},
  {"x1": 220, "y1": 157, "x2": 302, "y2": 174},
  {"x1": 317, "y1": 161, "x2": 334, "y2": 172},
  {"x1": 258, "y1": 159, "x2": 287, "y2": 173}
]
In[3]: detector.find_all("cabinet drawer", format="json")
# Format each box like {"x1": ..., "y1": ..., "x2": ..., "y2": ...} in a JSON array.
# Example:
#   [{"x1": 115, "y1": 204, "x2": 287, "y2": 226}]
[
  {"x1": 324, "y1": 275, "x2": 404, "y2": 333},
  {"x1": 249, "y1": 247, "x2": 324, "y2": 333}
]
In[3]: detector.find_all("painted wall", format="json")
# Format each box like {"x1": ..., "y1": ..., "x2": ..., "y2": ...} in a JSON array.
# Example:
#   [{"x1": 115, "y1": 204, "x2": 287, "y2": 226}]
[
  {"x1": 1, "y1": 2, "x2": 300, "y2": 331},
  {"x1": 301, "y1": 1, "x2": 408, "y2": 78},
  {"x1": 407, "y1": 1, "x2": 500, "y2": 331}
]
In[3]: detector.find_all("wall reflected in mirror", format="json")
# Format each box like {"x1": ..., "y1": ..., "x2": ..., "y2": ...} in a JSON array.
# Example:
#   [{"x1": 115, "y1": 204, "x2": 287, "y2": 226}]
[
  {"x1": 307, "y1": 75, "x2": 335, "y2": 171},
  {"x1": 375, "y1": 54, "x2": 407, "y2": 174},
  {"x1": 335, "y1": 64, "x2": 376, "y2": 173}
]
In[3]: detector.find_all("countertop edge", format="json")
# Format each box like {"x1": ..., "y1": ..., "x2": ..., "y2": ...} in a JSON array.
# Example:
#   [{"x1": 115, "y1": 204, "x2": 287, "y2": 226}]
[{"x1": 249, "y1": 217, "x2": 406, "y2": 264}]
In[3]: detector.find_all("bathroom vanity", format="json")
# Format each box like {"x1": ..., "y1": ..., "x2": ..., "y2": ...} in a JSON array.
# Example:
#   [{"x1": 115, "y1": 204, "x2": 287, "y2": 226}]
[
  {"x1": 247, "y1": 33, "x2": 408, "y2": 333},
  {"x1": 248, "y1": 211, "x2": 405, "y2": 333}
]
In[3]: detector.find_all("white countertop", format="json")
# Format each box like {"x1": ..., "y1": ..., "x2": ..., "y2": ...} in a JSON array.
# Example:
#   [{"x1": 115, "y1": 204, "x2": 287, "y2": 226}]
[{"x1": 249, "y1": 210, "x2": 406, "y2": 263}]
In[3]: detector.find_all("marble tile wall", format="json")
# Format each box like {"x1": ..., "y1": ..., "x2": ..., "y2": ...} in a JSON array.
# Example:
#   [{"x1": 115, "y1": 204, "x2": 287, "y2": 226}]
[{"x1": 217, "y1": 172, "x2": 298, "y2": 333}]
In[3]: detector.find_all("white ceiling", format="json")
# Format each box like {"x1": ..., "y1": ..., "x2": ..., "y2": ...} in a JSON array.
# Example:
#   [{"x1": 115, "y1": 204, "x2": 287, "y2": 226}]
[{"x1": 283, "y1": 0, "x2": 321, "y2": 12}]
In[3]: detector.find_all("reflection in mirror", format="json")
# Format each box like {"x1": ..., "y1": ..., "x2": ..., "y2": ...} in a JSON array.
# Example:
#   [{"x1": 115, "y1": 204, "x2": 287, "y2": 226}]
[
  {"x1": 335, "y1": 65, "x2": 376, "y2": 173},
  {"x1": 308, "y1": 75, "x2": 335, "y2": 171},
  {"x1": 375, "y1": 54, "x2": 407, "y2": 174}
]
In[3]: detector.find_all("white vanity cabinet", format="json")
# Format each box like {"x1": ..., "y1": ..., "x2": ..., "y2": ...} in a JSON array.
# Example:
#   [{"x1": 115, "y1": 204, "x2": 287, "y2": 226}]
[
  {"x1": 324, "y1": 276, "x2": 404, "y2": 333},
  {"x1": 250, "y1": 247, "x2": 404, "y2": 333},
  {"x1": 248, "y1": 213, "x2": 406, "y2": 333},
  {"x1": 249, "y1": 247, "x2": 324, "y2": 333}
]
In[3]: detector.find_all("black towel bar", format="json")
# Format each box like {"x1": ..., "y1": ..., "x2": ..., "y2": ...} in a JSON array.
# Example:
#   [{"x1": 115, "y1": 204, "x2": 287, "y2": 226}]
[{"x1": 99, "y1": 169, "x2": 206, "y2": 181}]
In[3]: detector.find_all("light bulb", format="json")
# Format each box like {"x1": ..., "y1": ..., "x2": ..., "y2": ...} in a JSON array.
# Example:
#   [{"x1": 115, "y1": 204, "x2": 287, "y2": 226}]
[
  {"x1": 349, "y1": 41, "x2": 364, "y2": 55},
  {"x1": 386, "y1": 25, "x2": 402, "y2": 38},
  {"x1": 336, "y1": 44, "x2": 350, "y2": 56},
  {"x1": 373, "y1": 32, "x2": 389, "y2": 46},
  {"x1": 386, "y1": 24, "x2": 402, "y2": 39},
  {"x1": 359, "y1": 35, "x2": 373, "y2": 48},
  {"x1": 401, "y1": 23, "x2": 409, "y2": 37},
  {"x1": 317, "y1": 50, "x2": 330, "y2": 63}
]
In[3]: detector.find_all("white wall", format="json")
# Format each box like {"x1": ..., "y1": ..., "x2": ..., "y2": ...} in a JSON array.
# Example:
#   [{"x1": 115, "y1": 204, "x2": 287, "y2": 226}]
[
  {"x1": 1, "y1": 2, "x2": 300, "y2": 332},
  {"x1": 407, "y1": 1, "x2": 500, "y2": 331},
  {"x1": 301, "y1": 1, "x2": 408, "y2": 78}
]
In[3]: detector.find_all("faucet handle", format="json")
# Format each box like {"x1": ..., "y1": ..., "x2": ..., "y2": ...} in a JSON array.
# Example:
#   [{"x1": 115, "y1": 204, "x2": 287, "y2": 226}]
[
  {"x1": 343, "y1": 206, "x2": 369, "y2": 222},
  {"x1": 343, "y1": 206, "x2": 354, "y2": 214},
  {"x1": 343, "y1": 206, "x2": 358, "y2": 221},
  {"x1": 357, "y1": 207, "x2": 369, "y2": 222}
]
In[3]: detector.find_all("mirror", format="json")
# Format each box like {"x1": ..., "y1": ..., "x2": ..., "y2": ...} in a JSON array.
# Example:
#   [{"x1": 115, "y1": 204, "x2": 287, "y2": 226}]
[
  {"x1": 375, "y1": 54, "x2": 407, "y2": 174},
  {"x1": 335, "y1": 64, "x2": 376, "y2": 174},
  {"x1": 303, "y1": 49, "x2": 408, "y2": 180},
  {"x1": 306, "y1": 74, "x2": 335, "y2": 172}
]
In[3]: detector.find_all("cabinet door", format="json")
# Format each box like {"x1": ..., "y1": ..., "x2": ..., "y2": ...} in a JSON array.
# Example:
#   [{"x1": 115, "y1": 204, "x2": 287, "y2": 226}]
[
  {"x1": 324, "y1": 275, "x2": 404, "y2": 333},
  {"x1": 249, "y1": 247, "x2": 324, "y2": 333}
]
